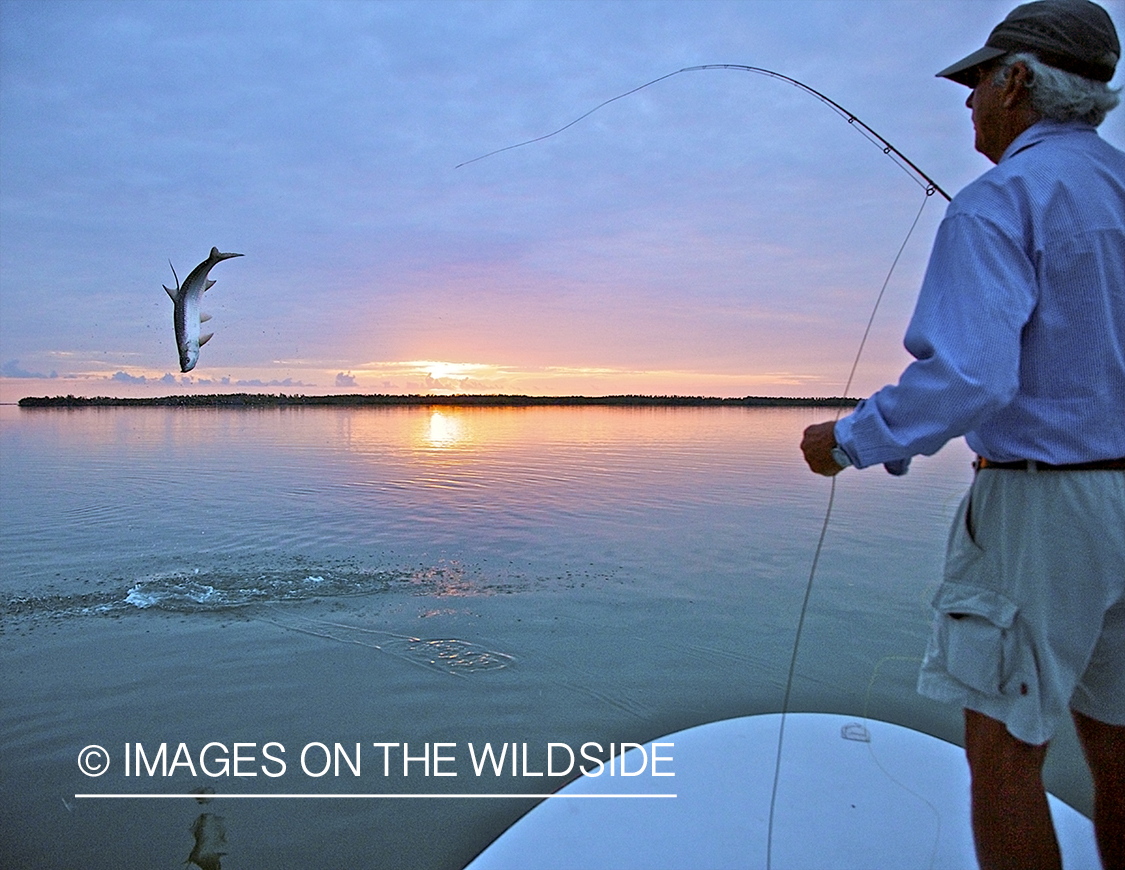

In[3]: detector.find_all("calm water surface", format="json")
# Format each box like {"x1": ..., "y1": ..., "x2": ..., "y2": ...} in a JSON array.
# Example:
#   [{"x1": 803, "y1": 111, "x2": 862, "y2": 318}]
[{"x1": 0, "y1": 404, "x2": 1089, "y2": 868}]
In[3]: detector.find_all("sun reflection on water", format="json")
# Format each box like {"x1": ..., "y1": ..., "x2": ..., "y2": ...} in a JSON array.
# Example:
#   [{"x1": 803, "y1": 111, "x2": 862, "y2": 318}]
[{"x1": 425, "y1": 410, "x2": 466, "y2": 448}]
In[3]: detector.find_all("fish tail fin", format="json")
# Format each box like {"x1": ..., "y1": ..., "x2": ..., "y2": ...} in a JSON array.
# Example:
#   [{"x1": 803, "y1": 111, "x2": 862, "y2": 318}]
[{"x1": 165, "y1": 260, "x2": 180, "y2": 297}]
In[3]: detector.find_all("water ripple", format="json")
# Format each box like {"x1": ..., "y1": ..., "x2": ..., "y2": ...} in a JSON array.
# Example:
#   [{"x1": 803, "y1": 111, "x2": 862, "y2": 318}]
[{"x1": 261, "y1": 611, "x2": 517, "y2": 676}]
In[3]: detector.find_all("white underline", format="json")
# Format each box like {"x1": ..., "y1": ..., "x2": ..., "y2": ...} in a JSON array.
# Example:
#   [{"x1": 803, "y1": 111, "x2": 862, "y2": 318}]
[{"x1": 75, "y1": 792, "x2": 677, "y2": 799}]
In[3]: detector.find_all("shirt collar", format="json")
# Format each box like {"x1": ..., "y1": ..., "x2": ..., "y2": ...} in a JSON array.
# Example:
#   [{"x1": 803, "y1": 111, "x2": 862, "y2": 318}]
[{"x1": 999, "y1": 119, "x2": 1097, "y2": 162}]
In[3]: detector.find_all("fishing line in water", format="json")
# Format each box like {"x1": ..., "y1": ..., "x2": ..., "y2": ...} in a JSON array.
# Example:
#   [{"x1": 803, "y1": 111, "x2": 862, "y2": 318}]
[{"x1": 459, "y1": 63, "x2": 952, "y2": 867}]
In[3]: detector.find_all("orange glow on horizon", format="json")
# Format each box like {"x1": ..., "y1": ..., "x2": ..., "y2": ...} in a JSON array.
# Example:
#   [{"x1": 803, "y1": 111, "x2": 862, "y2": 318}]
[{"x1": 0, "y1": 356, "x2": 879, "y2": 405}]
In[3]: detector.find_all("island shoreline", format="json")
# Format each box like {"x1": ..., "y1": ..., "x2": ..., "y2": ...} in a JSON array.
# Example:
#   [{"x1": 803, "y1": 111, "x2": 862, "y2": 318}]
[{"x1": 17, "y1": 393, "x2": 859, "y2": 409}]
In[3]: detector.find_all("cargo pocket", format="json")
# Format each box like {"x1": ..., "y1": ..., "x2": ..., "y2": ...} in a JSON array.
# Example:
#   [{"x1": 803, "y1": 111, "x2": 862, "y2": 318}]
[{"x1": 930, "y1": 583, "x2": 1019, "y2": 696}]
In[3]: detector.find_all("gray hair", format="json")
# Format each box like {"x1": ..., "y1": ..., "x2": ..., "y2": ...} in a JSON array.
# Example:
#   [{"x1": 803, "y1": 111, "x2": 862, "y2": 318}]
[{"x1": 995, "y1": 52, "x2": 1120, "y2": 126}]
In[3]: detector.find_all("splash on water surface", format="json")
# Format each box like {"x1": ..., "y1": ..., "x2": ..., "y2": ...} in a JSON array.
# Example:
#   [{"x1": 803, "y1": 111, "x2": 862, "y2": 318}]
[{"x1": 2, "y1": 560, "x2": 527, "y2": 623}]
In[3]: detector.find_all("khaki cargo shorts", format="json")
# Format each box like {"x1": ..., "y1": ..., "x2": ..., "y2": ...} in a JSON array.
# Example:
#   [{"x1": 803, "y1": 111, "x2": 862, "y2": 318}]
[{"x1": 917, "y1": 466, "x2": 1125, "y2": 745}]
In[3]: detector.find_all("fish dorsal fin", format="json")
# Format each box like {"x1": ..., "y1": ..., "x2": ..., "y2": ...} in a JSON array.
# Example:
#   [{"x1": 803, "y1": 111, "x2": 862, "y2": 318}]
[
  {"x1": 205, "y1": 279, "x2": 216, "y2": 291},
  {"x1": 199, "y1": 332, "x2": 214, "y2": 346},
  {"x1": 209, "y1": 247, "x2": 221, "y2": 258}
]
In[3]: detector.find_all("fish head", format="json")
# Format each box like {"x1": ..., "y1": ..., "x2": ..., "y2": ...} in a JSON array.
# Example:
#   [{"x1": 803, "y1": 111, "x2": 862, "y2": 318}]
[{"x1": 179, "y1": 344, "x2": 199, "y2": 373}]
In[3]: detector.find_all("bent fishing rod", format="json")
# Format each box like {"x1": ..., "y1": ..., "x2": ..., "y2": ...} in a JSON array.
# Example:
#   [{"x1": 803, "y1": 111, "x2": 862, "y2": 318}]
[{"x1": 458, "y1": 63, "x2": 951, "y2": 203}]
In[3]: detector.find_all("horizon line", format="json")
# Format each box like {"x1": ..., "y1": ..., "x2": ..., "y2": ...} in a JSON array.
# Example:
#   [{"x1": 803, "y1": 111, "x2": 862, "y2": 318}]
[{"x1": 17, "y1": 392, "x2": 860, "y2": 409}]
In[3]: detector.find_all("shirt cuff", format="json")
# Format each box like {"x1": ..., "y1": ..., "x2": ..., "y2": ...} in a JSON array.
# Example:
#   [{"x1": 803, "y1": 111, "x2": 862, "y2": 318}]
[
  {"x1": 833, "y1": 413, "x2": 912, "y2": 475},
  {"x1": 832, "y1": 417, "x2": 859, "y2": 467}
]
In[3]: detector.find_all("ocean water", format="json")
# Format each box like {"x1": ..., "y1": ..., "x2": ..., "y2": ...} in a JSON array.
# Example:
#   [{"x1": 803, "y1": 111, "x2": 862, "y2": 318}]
[{"x1": 0, "y1": 403, "x2": 1091, "y2": 868}]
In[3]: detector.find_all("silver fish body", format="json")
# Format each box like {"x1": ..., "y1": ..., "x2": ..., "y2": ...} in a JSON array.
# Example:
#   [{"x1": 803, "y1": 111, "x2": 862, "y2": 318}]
[{"x1": 164, "y1": 247, "x2": 243, "y2": 372}]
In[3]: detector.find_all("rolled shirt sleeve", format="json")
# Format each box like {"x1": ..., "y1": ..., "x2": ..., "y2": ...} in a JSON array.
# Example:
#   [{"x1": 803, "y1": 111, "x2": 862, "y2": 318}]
[{"x1": 836, "y1": 206, "x2": 1037, "y2": 469}]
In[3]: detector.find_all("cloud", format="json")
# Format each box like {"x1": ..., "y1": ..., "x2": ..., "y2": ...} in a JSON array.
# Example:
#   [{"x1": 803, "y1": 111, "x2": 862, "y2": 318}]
[
  {"x1": 3, "y1": 360, "x2": 58, "y2": 379},
  {"x1": 107, "y1": 371, "x2": 181, "y2": 385},
  {"x1": 105, "y1": 372, "x2": 311, "y2": 388},
  {"x1": 110, "y1": 371, "x2": 152, "y2": 385},
  {"x1": 233, "y1": 378, "x2": 312, "y2": 387},
  {"x1": 335, "y1": 372, "x2": 357, "y2": 387},
  {"x1": 404, "y1": 374, "x2": 507, "y2": 394}
]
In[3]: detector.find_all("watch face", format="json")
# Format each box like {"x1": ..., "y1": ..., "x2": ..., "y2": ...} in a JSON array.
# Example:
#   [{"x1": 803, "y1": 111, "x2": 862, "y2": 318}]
[{"x1": 831, "y1": 446, "x2": 852, "y2": 468}]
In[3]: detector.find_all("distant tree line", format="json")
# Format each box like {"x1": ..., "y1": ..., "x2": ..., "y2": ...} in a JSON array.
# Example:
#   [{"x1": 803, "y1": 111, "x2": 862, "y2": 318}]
[{"x1": 17, "y1": 393, "x2": 858, "y2": 409}]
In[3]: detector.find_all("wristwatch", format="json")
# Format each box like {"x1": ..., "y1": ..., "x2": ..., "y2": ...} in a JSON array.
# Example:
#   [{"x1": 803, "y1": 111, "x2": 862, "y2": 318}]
[{"x1": 831, "y1": 445, "x2": 852, "y2": 469}]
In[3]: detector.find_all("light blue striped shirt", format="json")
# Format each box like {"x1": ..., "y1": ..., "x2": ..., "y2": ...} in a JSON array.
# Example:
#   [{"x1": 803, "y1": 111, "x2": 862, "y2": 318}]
[{"x1": 835, "y1": 120, "x2": 1125, "y2": 472}]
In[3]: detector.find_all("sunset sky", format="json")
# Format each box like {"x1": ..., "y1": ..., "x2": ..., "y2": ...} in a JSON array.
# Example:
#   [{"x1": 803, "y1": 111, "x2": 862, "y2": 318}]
[{"x1": 2, "y1": 0, "x2": 1122, "y2": 402}]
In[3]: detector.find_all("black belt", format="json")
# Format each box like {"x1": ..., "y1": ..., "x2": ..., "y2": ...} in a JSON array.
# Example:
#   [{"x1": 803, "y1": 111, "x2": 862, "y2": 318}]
[{"x1": 975, "y1": 456, "x2": 1125, "y2": 471}]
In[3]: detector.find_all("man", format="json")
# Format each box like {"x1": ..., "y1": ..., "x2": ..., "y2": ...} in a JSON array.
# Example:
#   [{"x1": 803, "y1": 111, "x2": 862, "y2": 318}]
[{"x1": 800, "y1": 1, "x2": 1124, "y2": 868}]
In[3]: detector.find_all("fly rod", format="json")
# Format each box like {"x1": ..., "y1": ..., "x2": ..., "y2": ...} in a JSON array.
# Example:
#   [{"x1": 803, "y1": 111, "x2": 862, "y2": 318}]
[{"x1": 458, "y1": 63, "x2": 952, "y2": 203}]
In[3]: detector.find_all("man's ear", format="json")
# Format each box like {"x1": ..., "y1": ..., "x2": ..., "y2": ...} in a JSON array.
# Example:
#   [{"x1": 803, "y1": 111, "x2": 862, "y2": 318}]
[{"x1": 1000, "y1": 61, "x2": 1033, "y2": 109}]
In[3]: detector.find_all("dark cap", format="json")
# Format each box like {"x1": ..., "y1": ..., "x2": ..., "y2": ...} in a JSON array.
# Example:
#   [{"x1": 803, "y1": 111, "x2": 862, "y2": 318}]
[{"x1": 936, "y1": 0, "x2": 1120, "y2": 86}]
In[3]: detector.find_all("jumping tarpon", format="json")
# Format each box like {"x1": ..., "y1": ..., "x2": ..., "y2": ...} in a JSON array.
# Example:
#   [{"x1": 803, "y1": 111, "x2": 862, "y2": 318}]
[{"x1": 164, "y1": 247, "x2": 243, "y2": 372}]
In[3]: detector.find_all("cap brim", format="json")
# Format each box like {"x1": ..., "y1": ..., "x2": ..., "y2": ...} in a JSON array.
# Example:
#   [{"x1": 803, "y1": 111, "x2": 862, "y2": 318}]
[{"x1": 936, "y1": 45, "x2": 1007, "y2": 86}]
